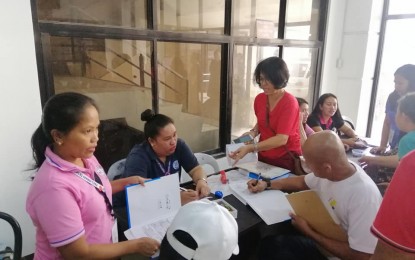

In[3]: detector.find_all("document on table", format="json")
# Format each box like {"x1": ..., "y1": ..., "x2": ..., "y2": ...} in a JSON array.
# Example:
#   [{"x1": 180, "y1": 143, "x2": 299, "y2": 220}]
[
  {"x1": 229, "y1": 183, "x2": 348, "y2": 239},
  {"x1": 229, "y1": 182, "x2": 293, "y2": 224},
  {"x1": 207, "y1": 169, "x2": 250, "y2": 197},
  {"x1": 124, "y1": 173, "x2": 181, "y2": 241},
  {"x1": 237, "y1": 161, "x2": 290, "y2": 179}
]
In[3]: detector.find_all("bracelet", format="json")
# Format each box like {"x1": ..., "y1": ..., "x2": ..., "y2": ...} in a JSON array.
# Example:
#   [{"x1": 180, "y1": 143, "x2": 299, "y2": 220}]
[
  {"x1": 194, "y1": 178, "x2": 207, "y2": 185},
  {"x1": 253, "y1": 143, "x2": 259, "y2": 153}
]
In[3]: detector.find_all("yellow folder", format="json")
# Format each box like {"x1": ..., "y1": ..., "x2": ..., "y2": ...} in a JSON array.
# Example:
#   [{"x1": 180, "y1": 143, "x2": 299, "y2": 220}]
[{"x1": 286, "y1": 190, "x2": 348, "y2": 242}]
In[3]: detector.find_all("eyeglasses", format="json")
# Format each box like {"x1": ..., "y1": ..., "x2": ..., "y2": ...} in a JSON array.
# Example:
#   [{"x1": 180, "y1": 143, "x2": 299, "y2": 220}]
[{"x1": 258, "y1": 76, "x2": 269, "y2": 85}]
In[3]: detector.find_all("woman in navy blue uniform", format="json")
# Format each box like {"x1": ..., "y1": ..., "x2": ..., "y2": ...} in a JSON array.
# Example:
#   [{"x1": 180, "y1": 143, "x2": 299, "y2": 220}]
[{"x1": 119, "y1": 109, "x2": 210, "y2": 206}]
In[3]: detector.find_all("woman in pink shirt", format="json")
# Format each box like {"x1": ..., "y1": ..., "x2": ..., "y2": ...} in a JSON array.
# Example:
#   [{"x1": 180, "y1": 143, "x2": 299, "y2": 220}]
[
  {"x1": 26, "y1": 92, "x2": 160, "y2": 259},
  {"x1": 296, "y1": 97, "x2": 314, "y2": 146}
]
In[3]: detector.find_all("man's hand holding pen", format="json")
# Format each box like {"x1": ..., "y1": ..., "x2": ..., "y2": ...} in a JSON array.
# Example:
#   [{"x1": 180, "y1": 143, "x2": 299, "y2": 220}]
[
  {"x1": 247, "y1": 179, "x2": 267, "y2": 193},
  {"x1": 247, "y1": 173, "x2": 268, "y2": 193}
]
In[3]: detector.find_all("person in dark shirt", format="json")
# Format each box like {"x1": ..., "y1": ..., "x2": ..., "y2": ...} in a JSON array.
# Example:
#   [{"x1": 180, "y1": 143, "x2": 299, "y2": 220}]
[
  {"x1": 370, "y1": 64, "x2": 415, "y2": 154},
  {"x1": 115, "y1": 109, "x2": 210, "y2": 207},
  {"x1": 307, "y1": 93, "x2": 360, "y2": 149}
]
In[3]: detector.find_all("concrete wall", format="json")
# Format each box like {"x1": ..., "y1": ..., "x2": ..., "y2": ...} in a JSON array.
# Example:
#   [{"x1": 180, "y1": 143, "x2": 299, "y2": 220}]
[
  {"x1": 0, "y1": 1, "x2": 40, "y2": 256},
  {"x1": 321, "y1": 0, "x2": 383, "y2": 136}
]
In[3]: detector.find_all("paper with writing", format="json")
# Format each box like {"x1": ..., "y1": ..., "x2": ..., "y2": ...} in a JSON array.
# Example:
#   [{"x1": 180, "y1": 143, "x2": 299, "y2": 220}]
[
  {"x1": 125, "y1": 173, "x2": 181, "y2": 241},
  {"x1": 229, "y1": 182, "x2": 294, "y2": 224}
]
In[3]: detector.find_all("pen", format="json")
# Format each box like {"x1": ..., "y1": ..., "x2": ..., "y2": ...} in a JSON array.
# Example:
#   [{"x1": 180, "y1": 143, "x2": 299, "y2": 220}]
[
  {"x1": 255, "y1": 172, "x2": 262, "y2": 186},
  {"x1": 180, "y1": 187, "x2": 189, "y2": 192}
]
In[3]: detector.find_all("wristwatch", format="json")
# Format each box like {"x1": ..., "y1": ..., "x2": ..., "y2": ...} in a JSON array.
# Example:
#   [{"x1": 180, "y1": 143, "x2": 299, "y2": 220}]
[{"x1": 265, "y1": 179, "x2": 272, "y2": 190}]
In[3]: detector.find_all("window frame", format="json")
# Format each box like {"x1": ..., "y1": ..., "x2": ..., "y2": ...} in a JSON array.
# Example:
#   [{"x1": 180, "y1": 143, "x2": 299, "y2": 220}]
[{"x1": 31, "y1": 0, "x2": 328, "y2": 155}]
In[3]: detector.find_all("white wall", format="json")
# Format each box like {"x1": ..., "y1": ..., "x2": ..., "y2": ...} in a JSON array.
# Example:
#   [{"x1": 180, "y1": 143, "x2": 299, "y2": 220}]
[
  {"x1": 0, "y1": 1, "x2": 40, "y2": 256},
  {"x1": 321, "y1": 0, "x2": 383, "y2": 136}
]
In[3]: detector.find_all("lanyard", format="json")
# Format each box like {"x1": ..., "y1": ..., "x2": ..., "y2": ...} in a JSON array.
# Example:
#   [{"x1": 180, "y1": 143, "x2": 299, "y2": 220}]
[
  {"x1": 156, "y1": 159, "x2": 171, "y2": 176},
  {"x1": 75, "y1": 172, "x2": 114, "y2": 217}
]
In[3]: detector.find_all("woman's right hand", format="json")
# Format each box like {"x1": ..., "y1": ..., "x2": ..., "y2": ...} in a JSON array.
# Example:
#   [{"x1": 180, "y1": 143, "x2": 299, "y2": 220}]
[
  {"x1": 133, "y1": 237, "x2": 160, "y2": 257},
  {"x1": 370, "y1": 146, "x2": 387, "y2": 155},
  {"x1": 228, "y1": 145, "x2": 251, "y2": 166},
  {"x1": 180, "y1": 190, "x2": 198, "y2": 205}
]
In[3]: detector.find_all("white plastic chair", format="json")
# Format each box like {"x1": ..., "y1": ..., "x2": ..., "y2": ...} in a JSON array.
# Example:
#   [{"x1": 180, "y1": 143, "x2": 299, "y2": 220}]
[
  {"x1": 107, "y1": 158, "x2": 126, "y2": 181},
  {"x1": 180, "y1": 153, "x2": 219, "y2": 183},
  {"x1": 194, "y1": 152, "x2": 220, "y2": 173}
]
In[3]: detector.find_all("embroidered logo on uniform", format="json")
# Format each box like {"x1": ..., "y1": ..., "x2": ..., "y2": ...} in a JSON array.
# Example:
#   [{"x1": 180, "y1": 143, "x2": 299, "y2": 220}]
[{"x1": 173, "y1": 160, "x2": 179, "y2": 170}]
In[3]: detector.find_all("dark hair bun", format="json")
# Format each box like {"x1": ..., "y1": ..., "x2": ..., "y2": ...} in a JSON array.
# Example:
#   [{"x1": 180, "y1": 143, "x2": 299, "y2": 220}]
[{"x1": 141, "y1": 109, "x2": 155, "y2": 122}]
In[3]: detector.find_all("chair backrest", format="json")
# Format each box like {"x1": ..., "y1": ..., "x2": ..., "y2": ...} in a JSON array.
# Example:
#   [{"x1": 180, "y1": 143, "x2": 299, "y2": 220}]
[
  {"x1": 194, "y1": 153, "x2": 219, "y2": 173},
  {"x1": 0, "y1": 212, "x2": 22, "y2": 260},
  {"x1": 342, "y1": 115, "x2": 355, "y2": 130},
  {"x1": 107, "y1": 158, "x2": 127, "y2": 181},
  {"x1": 180, "y1": 153, "x2": 219, "y2": 184}
]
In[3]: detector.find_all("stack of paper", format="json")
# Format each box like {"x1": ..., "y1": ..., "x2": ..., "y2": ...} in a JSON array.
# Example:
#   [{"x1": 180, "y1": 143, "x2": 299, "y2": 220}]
[{"x1": 237, "y1": 161, "x2": 290, "y2": 179}]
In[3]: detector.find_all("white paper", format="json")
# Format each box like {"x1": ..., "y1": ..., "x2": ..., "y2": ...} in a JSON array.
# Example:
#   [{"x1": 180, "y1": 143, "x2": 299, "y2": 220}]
[
  {"x1": 126, "y1": 215, "x2": 175, "y2": 242},
  {"x1": 229, "y1": 182, "x2": 293, "y2": 225},
  {"x1": 125, "y1": 173, "x2": 181, "y2": 240},
  {"x1": 237, "y1": 161, "x2": 290, "y2": 179},
  {"x1": 207, "y1": 169, "x2": 250, "y2": 197},
  {"x1": 226, "y1": 143, "x2": 258, "y2": 166}
]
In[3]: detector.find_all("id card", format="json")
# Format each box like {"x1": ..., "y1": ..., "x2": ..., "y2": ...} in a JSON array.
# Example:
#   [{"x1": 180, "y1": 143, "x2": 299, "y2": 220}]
[{"x1": 112, "y1": 219, "x2": 119, "y2": 243}]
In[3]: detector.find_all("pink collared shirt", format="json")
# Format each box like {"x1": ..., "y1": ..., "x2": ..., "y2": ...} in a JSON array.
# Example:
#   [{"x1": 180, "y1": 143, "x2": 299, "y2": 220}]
[{"x1": 26, "y1": 147, "x2": 113, "y2": 260}]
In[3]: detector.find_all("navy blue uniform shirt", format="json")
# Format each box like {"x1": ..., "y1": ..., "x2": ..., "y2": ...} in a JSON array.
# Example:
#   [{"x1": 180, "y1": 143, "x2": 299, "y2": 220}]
[{"x1": 113, "y1": 138, "x2": 198, "y2": 207}]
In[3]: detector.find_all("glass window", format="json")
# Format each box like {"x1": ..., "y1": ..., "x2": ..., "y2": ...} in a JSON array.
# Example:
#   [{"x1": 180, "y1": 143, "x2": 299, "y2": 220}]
[
  {"x1": 283, "y1": 47, "x2": 318, "y2": 101},
  {"x1": 157, "y1": 42, "x2": 221, "y2": 152},
  {"x1": 370, "y1": 18, "x2": 415, "y2": 144},
  {"x1": 231, "y1": 45, "x2": 279, "y2": 138},
  {"x1": 286, "y1": 0, "x2": 321, "y2": 40},
  {"x1": 49, "y1": 36, "x2": 153, "y2": 130},
  {"x1": 36, "y1": 0, "x2": 147, "y2": 29},
  {"x1": 232, "y1": 0, "x2": 280, "y2": 37},
  {"x1": 157, "y1": 0, "x2": 225, "y2": 34},
  {"x1": 34, "y1": 0, "x2": 328, "y2": 155},
  {"x1": 389, "y1": 0, "x2": 415, "y2": 15}
]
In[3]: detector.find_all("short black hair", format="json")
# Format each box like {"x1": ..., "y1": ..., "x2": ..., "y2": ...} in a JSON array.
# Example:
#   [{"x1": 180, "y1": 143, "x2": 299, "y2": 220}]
[
  {"x1": 398, "y1": 93, "x2": 415, "y2": 124},
  {"x1": 395, "y1": 64, "x2": 415, "y2": 92},
  {"x1": 296, "y1": 97, "x2": 309, "y2": 106},
  {"x1": 254, "y1": 57, "x2": 290, "y2": 89}
]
